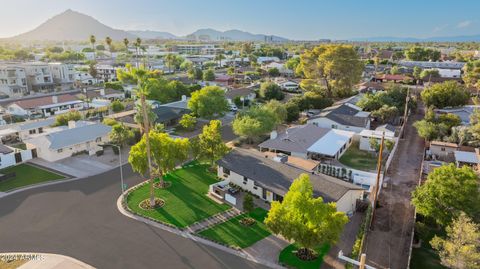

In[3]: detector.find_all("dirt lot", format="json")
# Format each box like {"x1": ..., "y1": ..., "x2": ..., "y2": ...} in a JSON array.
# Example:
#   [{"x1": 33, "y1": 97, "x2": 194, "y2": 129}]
[{"x1": 363, "y1": 107, "x2": 425, "y2": 269}]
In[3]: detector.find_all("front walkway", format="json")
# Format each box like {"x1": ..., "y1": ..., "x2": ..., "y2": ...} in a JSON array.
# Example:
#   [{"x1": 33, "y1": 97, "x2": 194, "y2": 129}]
[
  {"x1": 187, "y1": 207, "x2": 241, "y2": 233},
  {"x1": 244, "y1": 235, "x2": 290, "y2": 266}
]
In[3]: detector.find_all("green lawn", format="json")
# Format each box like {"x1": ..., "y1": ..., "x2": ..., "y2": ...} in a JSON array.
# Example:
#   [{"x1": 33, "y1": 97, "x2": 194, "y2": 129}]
[
  {"x1": 126, "y1": 162, "x2": 231, "y2": 228},
  {"x1": 410, "y1": 220, "x2": 447, "y2": 269},
  {"x1": 197, "y1": 208, "x2": 271, "y2": 248},
  {"x1": 279, "y1": 243, "x2": 330, "y2": 269},
  {"x1": 0, "y1": 163, "x2": 66, "y2": 192},
  {"x1": 339, "y1": 142, "x2": 381, "y2": 171}
]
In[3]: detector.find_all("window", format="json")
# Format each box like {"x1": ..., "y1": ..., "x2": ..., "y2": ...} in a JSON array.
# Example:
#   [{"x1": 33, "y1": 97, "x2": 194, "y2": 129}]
[
  {"x1": 223, "y1": 168, "x2": 230, "y2": 176},
  {"x1": 243, "y1": 176, "x2": 248, "y2": 185},
  {"x1": 57, "y1": 149, "x2": 63, "y2": 153},
  {"x1": 441, "y1": 147, "x2": 445, "y2": 151},
  {"x1": 96, "y1": 137, "x2": 102, "y2": 142}
]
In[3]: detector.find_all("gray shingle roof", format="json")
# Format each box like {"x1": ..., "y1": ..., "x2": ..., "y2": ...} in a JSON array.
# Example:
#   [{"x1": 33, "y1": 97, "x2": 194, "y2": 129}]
[
  {"x1": 258, "y1": 124, "x2": 330, "y2": 155},
  {"x1": 0, "y1": 144, "x2": 13, "y2": 154},
  {"x1": 15, "y1": 118, "x2": 55, "y2": 131},
  {"x1": 217, "y1": 148, "x2": 363, "y2": 202},
  {"x1": 309, "y1": 104, "x2": 369, "y2": 127},
  {"x1": 47, "y1": 123, "x2": 112, "y2": 150}
]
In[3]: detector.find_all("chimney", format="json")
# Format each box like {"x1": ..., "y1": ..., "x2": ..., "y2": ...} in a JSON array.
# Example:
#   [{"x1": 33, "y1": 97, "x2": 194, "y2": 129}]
[
  {"x1": 52, "y1": 95, "x2": 58, "y2": 104},
  {"x1": 270, "y1": 130, "x2": 278, "y2": 140},
  {"x1": 181, "y1": 95, "x2": 187, "y2": 101},
  {"x1": 68, "y1": 120, "x2": 76, "y2": 129}
]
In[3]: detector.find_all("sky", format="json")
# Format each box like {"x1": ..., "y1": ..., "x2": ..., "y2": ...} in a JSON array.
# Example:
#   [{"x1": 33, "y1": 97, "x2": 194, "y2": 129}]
[{"x1": 1, "y1": 0, "x2": 480, "y2": 40}]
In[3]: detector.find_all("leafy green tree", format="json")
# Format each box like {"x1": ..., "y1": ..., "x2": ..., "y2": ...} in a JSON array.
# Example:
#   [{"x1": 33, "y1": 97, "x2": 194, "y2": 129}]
[
  {"x1": 267, "y1": 67, "x2": 280, "y2": 77},
  {"x1": 385, "y1": 140, "x2": 395, "y2": 152},
  {"x1": 189, "y1": 136, "x2": 202, "y2": 160},
  {"x1": 412, "y1": 164, "x2": 480, "y2": 226},
  {"x1": 188, "y1": 86, "x2": 229, "y2": 118},
  {"x1": 371, "y1": 105, "x2": 399, "y2": 123},
  {"x1": 265, "y1": 174, "x2": 348, "y2": 260},
  {"x1": 369, "y1": 137, "x2": 380, "y2": 153},
  {"x1": 405, "y1": 47, "x2": 441, "y2": 61},
  {"x1": 198, "y1": 120, "x2": 229, "y2": 167},
  {"x1": 390, "y1": 66, "x2": 400, "y2": 75},
  {"x1": 463, "y1": 60, "x2": 480, "y2": 89},
  {"x1": 259, "y1": 82, "x2": 284, "y2": 101},
  {"x1": 54, "y1": 111, "x2": 82, "y2": 126},
  {"x1": 263, "y1": 100, "x2": 287, "y2": 124},
  {"x1": 285, "y1": 101, "x2": 300, "y2": 122},
  {"x1": 187, "y1": 67, "x2": 203, "y2": 80},
  {"x1": 414, "y1": 120, "x2": 447, "y2": 141},
  {"x1": 129, "y1": 131, "x2": 189, "y2": 187},
  {"x1": 298, "y1": 44, "x2": 364, "y2": 97},
  {"x1": 179, "y1": 113, "x2": 197, "y2": 131},
  {"x1": 243, "y1": 193, "x2": 255, "y2": 213},
  {"x1": 110, "y1": 100, "x2": 125, "y2": 113},
  {"x1": 89, "y1": 35, "x2": 96, "y2": 61},
  {"x1": 110, "y1": 123, "x2": 133, "y2": 146},
  {"x1": 102, "y1": 118, "x2": 118, "y2": 126},
  {"x1": 431, "y1": 212, "x2": 480, "y2": 269},
  {"x1": 420, "y1": 69, "x2": 440, "y2": 80},
  {"x1": 285, "y1": 57, "x2": 301, "y2": 72},
  {"x1": 203, "y1": 68, "x2": 215, "y2": 81},
  {"x1": 303, "y1": 91, "x2": 333, "y2": 109},
  {"x1": 413, "y1": 66, "x2": 422, "y2": 82},
  {"x1": 421, "y1": 81, "x2": 470, "y2": 108},
  {"x1": 232, "y1": 106, "x2": 277, "y2": 142}
]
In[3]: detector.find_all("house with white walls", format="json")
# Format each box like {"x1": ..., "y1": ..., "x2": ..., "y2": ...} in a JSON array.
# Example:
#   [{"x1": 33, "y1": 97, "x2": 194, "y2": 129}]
[
  {"x1": 307, "y1": 103, "x2": 371, "y2": 133},
  {"x1": 259, "y1": 124, "x2": 354, "y2": 160},
  {"x1": 4, "y1": 93, "x2": 85, "y2": 117},
  {"x1": 213, "y1": 148, "x2": 364, "y2": 214},
  {"x1": 25, "y1": 121, "x2": 111, "y2": 162}
]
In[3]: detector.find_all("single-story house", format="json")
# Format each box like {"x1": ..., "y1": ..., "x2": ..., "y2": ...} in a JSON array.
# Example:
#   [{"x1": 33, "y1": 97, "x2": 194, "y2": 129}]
[
  {"x1": 307, "y1": 103, "x2": 371, "y2": 133},
  {"x1": 224, "y1": 87, "x2": 256, "y2": 105},
  {"x1": 214, "y1": 148, "x2": 364, "y2": 214},
  {"x1": 4, "y1": 94, "x2": 85, "y2": 117},
  {"x1": 25, "y1": 121, "x2": 111, "y2": 162},
  {"x1": 275, "y1": 78, "x2": 300, "y2": 92},
  {"x1": 357, "y1": 81, "x2": 385, "y2": 93},
  {"x1": 373, "y1": 74, "x2": 411, "y2": 83},
  {"x1": 13, "y1": 118, "x2": 55, "y2": 140},
  {"x1": 214, "y1": 74, "x2": 234, "y2": 86},
  {"x1": 263, "y1": 62, "x2": 294, "y2": 76},
  {"x1": 259, "y1": 124, "x2": 354, "y2": 160},
  {"x1": 429, "y1": 141, "x2": 459, "y2": 161},
  {"x1": 454, "y1": 150, "x2": 480, "y2": 168},
  {"x1": 435, "y1": 106, "x2": 480, "y2": 125},
  {"x1": 151, "y1": 96, "x2": 191, "y2": 127}
]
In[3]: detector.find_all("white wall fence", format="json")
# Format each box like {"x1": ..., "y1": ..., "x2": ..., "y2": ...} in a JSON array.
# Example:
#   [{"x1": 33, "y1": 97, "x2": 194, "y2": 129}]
[
  {"x1": 0, "y1": 148, "x2": 34, "y2": 169},
  {"x1": 317, "y1": 163, "x2": 382, "y2": 192}
]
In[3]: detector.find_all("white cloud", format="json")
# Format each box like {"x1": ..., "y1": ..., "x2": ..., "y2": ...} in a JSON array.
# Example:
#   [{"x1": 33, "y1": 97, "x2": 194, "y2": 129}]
[
  {"x1": 433, "y1": 24, "x2": 448, "y2": 33},
  {"x1": 457, "y1": 20, "x2": 472, "y2": 28}
]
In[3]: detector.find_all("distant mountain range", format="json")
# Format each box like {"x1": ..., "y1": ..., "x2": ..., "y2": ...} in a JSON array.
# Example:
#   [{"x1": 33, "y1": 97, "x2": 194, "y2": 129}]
[
  {"x1": 350, "y1": 35, "x2": 480, "y2": 42},
  {"x1": 8, "y1": 9, "x2": 480, "y2": 43},
  {"x1": 9, "y1": 9, "x2": 289, "y2": 42},
  {"x1": 12, "y1": 9, "x2": 136, "y2": 41}
]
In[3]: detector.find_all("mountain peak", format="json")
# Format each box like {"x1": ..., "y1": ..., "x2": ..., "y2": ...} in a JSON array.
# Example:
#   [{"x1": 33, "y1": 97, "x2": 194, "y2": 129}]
[{"x1": 12, "y1": 9, "x2": 135, "y2": 41}]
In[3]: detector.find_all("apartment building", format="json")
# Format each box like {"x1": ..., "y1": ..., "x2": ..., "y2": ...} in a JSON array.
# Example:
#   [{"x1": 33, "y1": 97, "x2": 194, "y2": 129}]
[
  {"x1": 48, "y1": 62, "x2": 75, "y2": 85},
  {"x1": 23, "y1": 62, "x2": 55, "y2": 92},
  {"x1": 95, "y1": 65, "x2": 117, "y2": 83},
  {"x1": 173, "y1": 44, "x2": 223, "y2": 55},
  {"x1": 0, "y1": 65, "x2": 28, "y2": 97}
]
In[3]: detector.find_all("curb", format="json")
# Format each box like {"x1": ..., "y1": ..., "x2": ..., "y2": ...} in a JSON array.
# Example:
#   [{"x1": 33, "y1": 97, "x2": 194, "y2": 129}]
[
  {"x1": 0, "y1": 252, "x2": 95, "y2": 269},
  {"x1": 116, "y1": 193, "x2": 284, "y2": 269}
]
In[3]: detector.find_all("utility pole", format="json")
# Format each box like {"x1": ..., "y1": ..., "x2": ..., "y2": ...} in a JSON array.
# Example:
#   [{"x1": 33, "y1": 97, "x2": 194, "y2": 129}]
[
  {"x1": 401, "y1": 87, "x2": 410, "y2": 138},
  {"x1": 370, "y1": 131, "x2": 385, "y2": 230}
]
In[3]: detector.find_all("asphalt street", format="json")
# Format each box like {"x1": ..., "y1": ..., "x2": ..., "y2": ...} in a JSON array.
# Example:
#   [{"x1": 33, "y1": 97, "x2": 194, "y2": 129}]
[{"x1": 0, "y1": 164, "x2": 270, "y2": 269}]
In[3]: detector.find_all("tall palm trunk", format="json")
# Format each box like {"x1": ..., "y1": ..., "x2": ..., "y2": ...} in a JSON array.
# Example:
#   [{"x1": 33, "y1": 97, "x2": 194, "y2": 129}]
[{"x1": 140, "y1": 93, "x2": 155, "y2": 207}]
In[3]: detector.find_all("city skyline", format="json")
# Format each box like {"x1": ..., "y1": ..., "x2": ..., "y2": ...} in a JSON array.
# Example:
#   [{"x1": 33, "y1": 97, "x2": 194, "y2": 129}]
[{"x1": 1, "y1": 0, "x2": 480, "y2": 40}]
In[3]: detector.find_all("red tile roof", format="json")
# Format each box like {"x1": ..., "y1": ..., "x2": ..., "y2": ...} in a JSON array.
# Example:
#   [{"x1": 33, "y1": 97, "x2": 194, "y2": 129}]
[{"x1": 10, "y1": 94, "x2": 80, "y2": 109}]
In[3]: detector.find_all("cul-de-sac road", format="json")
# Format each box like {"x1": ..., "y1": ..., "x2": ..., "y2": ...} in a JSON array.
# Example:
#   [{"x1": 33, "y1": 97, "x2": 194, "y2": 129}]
[{"x1": 0, "y1": 165, "x2": 270, "y2": 269}]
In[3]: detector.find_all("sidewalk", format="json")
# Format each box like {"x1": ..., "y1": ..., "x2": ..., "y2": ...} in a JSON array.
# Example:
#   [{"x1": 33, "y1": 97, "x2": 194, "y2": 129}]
[
  {"x1": 1, "y1": 253, "x2": 94, "y2": 269},
  {"x1": 187, "y1": 207, "x2": 241, "y2": 233}
]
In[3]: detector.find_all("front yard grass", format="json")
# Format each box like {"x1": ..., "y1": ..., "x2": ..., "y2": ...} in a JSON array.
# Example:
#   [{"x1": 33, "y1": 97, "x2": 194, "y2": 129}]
[
  {"x1": 339, "y1": 142, "x2": 382, "y2": 171},
  {"x1": 126, "y1": 162, "x2": 231, "y2": 228},
  {"x1": 0, "y1": 163, "x2": 66, "y2": 192},
  {"x1": 279, "y1": 243, "x2": 330, "y2": 269},
  {"x1": 197, "y1": 208, "x2": 271, "y2": 248}
]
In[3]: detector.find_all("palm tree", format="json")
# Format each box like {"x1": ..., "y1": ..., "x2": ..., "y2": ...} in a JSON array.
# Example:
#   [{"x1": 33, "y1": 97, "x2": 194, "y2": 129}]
[
  {"x1": 214, "y1": 53, "x2": 225, "y2": 68},
  {"x1": 118, "y1": 66, "x2": 157, "y2": 207},
  {"x1": 123, "y1": 38, "x2": 129, "y2": 63},
  {"x1": 134, "y1": 37, "x2": 142, "y2": 67},
  {"x1": 164, "y1": 54, "x2": 176, "y2": 74},
  {"x1": 105, "y1": 36, "x2": 113, "y2": 60},
  {"x1": 89, "y1": 35, "x2": 96, "y2": 62}
]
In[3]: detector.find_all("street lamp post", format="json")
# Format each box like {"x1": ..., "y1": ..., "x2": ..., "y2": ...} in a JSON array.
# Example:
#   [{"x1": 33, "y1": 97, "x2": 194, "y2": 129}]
[{"x1": 104, "y1": 144, "x2": 125, "y2": 193}]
